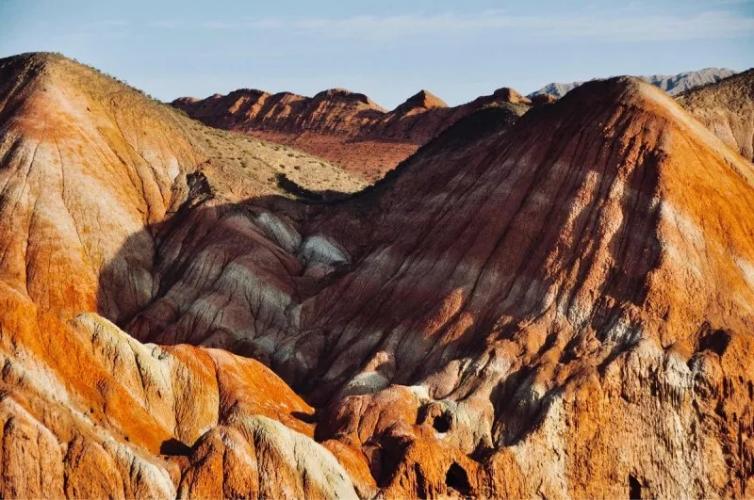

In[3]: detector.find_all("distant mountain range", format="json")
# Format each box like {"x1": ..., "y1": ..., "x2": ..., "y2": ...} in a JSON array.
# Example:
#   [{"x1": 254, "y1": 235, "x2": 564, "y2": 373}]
[{"x1": 530, "y1": 67, "x2": 737, "y2": 98}]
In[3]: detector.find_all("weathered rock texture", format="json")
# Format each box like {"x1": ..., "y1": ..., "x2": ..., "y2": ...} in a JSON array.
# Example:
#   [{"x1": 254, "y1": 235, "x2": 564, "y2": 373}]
[
  {"x1": 172, "y1": 87, "x2": 531, "y2": 180},
  {"x1": 679, "y1": 68, "x2": 754, "y2": 161},
  {"x1": 2, "y1": 52, "x2": 754, "y2": 499},
  {"x1": 530, "y1": 67, "x2": 737, "y2": 98}
]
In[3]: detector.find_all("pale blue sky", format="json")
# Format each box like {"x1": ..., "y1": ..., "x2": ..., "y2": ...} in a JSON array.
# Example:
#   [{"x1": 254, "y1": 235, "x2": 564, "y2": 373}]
[{"x1": 1, "y1": 0, "x2": 752, "y2": 107}]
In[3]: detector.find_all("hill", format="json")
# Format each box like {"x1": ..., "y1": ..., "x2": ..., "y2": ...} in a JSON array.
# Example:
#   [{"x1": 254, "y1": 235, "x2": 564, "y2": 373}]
[{"x1": 0, "y1": 52, "x2": 364, "y2": 498}]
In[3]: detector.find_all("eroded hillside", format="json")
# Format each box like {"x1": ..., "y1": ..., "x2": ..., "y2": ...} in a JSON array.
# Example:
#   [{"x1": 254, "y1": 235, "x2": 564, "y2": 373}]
[
  {"x1": 1, "y1": 53, "x2": 754, "y2": 498},
  {"x1": 172, "y1": 86, "x2": 532, "y2": 180}
]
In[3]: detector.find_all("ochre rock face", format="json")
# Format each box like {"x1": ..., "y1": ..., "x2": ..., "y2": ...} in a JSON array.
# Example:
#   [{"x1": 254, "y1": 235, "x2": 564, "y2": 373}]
[
  {"x1": 678, "y1": 68, "x2": 754, "y2": 162},
  {"x1": 172, "y1": 85, "x2": 531, "y2": 180},
  {"x1": 2, "y1": 52, "x2": 754, "y2": 499}
]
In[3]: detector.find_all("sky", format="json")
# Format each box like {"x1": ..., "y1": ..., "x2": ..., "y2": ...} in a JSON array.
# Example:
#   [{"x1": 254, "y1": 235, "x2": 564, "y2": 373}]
[{"x1": 1, "y1": 0, "x2": 752, "y2": 108}]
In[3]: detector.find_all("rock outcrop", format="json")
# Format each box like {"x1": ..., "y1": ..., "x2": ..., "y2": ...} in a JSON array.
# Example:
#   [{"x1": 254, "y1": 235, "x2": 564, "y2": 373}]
[
  {"x1": 678, "y1": 68, "x2": 754, "y2": 161},
  {"x1": 2, "y1": 52, "x2": 754, "y2": 499},
  {"x1": 172, "y1": 85, "x2": 531, "y2": 180}
]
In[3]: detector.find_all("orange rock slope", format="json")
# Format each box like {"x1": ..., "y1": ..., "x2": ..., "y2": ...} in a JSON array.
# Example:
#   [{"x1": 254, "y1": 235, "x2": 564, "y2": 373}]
[
  {"x1": 172, "y1": 86, "x2": 532, "y2": 180},
  {"x1": 2, "y1": 52, "x2": 754, "y2": 498}
]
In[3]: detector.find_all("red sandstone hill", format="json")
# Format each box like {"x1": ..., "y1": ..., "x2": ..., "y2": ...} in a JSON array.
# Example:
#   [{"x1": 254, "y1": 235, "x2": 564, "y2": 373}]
[
  {"x1": 172, "y1": 86, "x2": 532, "y2": 180},
  {"x1": 2, "y1": 52, "x2": 754, "y2": 499}
]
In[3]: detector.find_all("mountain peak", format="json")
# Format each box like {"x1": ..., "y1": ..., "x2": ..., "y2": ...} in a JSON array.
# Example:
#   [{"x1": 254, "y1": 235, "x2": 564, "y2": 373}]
[
  {"x1": 228, "y1": 88, "x2": 271, "y2": 98},
  {"x1": 1, "y1": 51, "x2": 66, "y2": 68},
  {"x1": 312, "y1": 88, "x2": 382, "y2": 109},
  {"x1": 678, "y1": 67, "x2": 754, "y2": 161},
  {"x1": 0, "y1": 51, "x2": 72, "y2": 87},
  {"x1": 555, "y1": 76, "x2": 673, "y2": 114},
  {"x1": 393, "y1": 89, "x2": 447, "y2": 115},
  {"x1": 492, "y1": 86, "x2": 531, "y2": 105},
  {"x1": 404, "y1": 89, "x2": 447, "y2": 108}
]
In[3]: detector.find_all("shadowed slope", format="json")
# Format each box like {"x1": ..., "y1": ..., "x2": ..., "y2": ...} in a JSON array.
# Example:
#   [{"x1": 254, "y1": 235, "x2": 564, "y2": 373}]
[{"x1": 299, "y1": 77, "x2": 754, "y2": 391}]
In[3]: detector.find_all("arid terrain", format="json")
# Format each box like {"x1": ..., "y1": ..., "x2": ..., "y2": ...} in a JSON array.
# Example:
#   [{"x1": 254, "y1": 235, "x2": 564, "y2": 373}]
[
  {"x1": 172, "y1": 86, "x2": 532, "y2": 180},
  {"x1": 1, "y1": 51, "x2": 754, "y2": 499}
]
